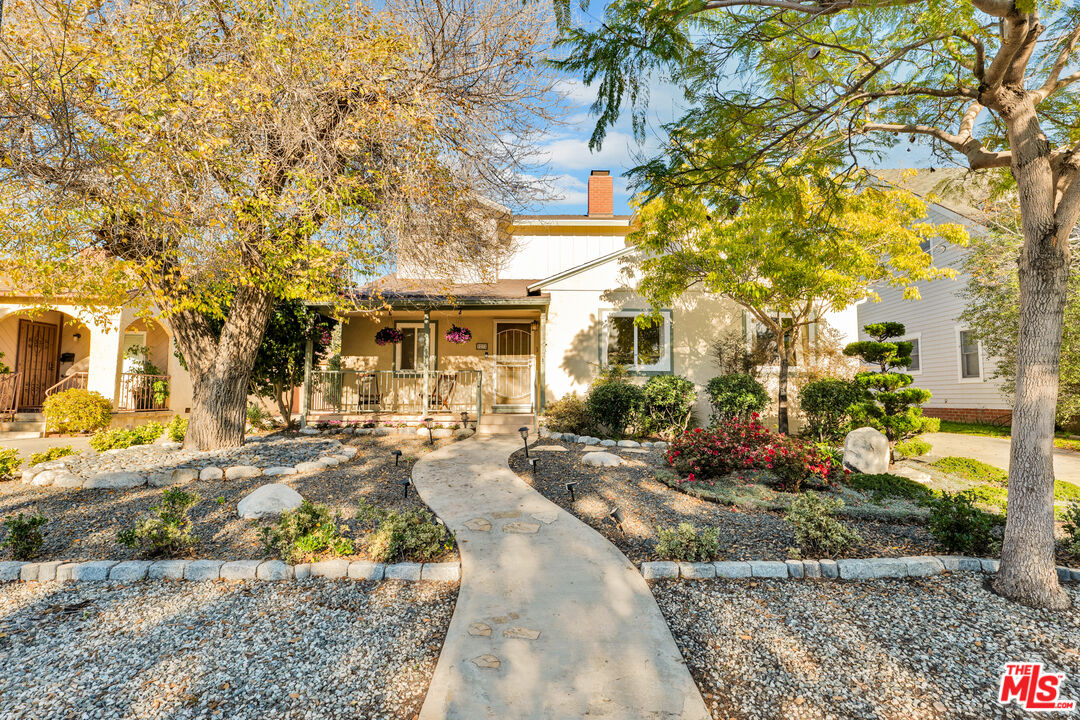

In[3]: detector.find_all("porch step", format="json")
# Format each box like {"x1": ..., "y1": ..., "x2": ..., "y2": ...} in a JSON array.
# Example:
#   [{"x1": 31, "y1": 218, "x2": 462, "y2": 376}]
[
  {"x1": 14, "y1": 413, "x2": 44, "y2": 423},
  {"x1": 0, "y1": 430, "x2": 43, "y2": 440},
  {"x1": 477, "y1": 414, "x2": 536, "y2": 436}
]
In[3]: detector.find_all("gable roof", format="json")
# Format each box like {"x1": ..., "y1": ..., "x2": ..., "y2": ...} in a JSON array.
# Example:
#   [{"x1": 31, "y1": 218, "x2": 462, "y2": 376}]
[
  {"x1": 526, "y1": 245, "x2": 638, "y2": 292},
  {"x1": 871, "y1": 168, "x2": 999, "y2": 226}
]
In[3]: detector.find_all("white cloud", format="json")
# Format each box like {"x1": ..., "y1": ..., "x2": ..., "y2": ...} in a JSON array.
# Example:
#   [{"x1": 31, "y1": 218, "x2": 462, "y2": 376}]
[{"x1": 541, "y1": 130, "x2": 640, "y2": 172}]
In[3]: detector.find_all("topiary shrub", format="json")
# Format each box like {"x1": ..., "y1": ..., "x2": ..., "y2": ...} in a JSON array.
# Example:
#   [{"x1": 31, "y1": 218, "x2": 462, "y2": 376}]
[
  {"x1": 636, "y1": 375, "x2": 697, "y2": 439},
  {"x1": 358, "y1": 501, "x2": 454, "y2": 563},
  {"x1": 656, "y1": 522, "x2": 720, "y2": 561},
  {"x1": 894, "y1": 437, "x2": 932, "y2": 458},
  {"x1": 261, "y1": 501, "x2": 353, "y2": 564},
  {"x1": 542, "y1": 393, "x2": 594, "y2": 435},
  {"x1": 0, "y1": 448, "x2": 21, "y2": 481},
  {"x1": 28, "y1": 446, "x2": 76, "y2": 467},
  {"x1": 167, "y1": 415, "x2": 188, "y2": 443},
  {"x1": 117, "y1": 488, "x2": 199, "y2": 557},
  {"x1": 785, "y1": 492, "x2": 863, "y2": 558},
  {"x1": 42, "y1": 389, "x2": 112, "y2": 434},
  {"x1": 2, "y1": 512, "x2": 46, "y2": 560},
  {"x1": 799, "y1": 377, "x2": 862, "y2": 442},
  {"x1": 927, "y1": 490, "x2": 1001, "y2": 555},
  {"x1": 90, "y1": 421, "x2": 166, "y2": 452},
  {"x1": 706, "y1": 373, "x2": 769, "y2": 423},
  {"x1": 586, "y1": 375, "x2": 643, "y2": 438}
]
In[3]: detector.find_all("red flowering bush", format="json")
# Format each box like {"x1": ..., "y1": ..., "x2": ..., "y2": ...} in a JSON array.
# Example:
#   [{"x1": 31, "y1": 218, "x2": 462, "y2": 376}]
[{"x1": 666, "y1": 416, "x2": 841, "y2": 492}]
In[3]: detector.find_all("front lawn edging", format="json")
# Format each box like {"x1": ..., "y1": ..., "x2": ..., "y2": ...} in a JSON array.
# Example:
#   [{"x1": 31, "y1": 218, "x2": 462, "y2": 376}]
[
  {"x1": 539, "y1": 427, "x2": 668, "y2": 450},
  {"x1": 640, "y1": 556, "x2": 1080, "y2": 583},
  {"x1": 0, "y1": 559, "x2": 461, "y2": 584}
]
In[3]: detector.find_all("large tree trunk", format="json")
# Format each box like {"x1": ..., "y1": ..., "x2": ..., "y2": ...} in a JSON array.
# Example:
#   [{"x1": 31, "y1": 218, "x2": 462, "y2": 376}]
[
  {"x1": 776, "y1": 327, "x2": 793, "y2": 435},
  {"x1": 994, "y1": 96, "x2": 1072, "y2": 609},
  {"x1": 170, "y1": 286, "x2": 277, "y2": 450},
  {"x1": 273, "y1": 380, "x2": 296, "y2": 431}
]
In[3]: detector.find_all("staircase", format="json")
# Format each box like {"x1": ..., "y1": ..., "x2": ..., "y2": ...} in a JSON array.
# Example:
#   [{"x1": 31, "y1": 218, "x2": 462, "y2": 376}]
[
  {"x1": 0, "y1": 412, "x2": 45, "y2": 440},
  {"x1": 477, "y1": 413, "x2": 536, "y2": 437}
]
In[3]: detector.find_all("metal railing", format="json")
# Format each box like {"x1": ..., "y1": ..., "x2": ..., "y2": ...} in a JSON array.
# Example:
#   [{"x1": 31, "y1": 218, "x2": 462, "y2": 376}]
[
  {"x1": 117, "y1": 373, "x2": 170, "y2": 412},
  {"x1": 45, "y1": 372, "x2": 88, "y2": 398},
  {"x1": 308, "y1": 369, "x2": 482, "y2": 417},
  {"x1": 0, "y1": 373, "x2": 21, "y2": 419}
]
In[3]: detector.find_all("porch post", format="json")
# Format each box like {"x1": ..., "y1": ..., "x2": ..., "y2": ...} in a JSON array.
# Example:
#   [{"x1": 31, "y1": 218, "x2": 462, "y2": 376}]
[
  {"x1": 537, "y1": 312, "x2": 547, "y2": 415},
  {"x1": 86, "y1": 308, "x2": 127, "y2": 406},
  {"x1": 299, "y1": 337, "x2": 313, "y2": 428},
  {"x1": 421, "y1": 309, "x2": 431, "y2": 415}
]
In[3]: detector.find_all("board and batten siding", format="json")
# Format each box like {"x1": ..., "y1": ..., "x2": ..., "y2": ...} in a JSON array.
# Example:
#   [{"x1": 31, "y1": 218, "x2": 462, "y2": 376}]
[
  {"x1": 856, "y1": 202, "x2": 1010, "y2": 414},
  {"x1": 499, "y1": 225, "x2": 630, "y2": 281}
]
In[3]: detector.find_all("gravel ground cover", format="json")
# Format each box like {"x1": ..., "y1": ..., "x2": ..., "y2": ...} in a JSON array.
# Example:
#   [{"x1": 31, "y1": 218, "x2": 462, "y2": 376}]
[
  {"x1": 653, "y1": 573, "x2": 1080, "y2": 720},
  {"x1": 509, "y1": 439, "x2": 934, "y2": 564},
  {"x1": 0, "y1": 578, "x2": 456, "y2": 720},
  {"x1": 0, "y1": 434, "x2": 458, "y2": 563}
]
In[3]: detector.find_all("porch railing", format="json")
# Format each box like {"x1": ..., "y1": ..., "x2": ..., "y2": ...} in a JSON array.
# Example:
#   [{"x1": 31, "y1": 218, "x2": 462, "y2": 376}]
[
  {"x1": 307, "y1": 369, "x2": 482, "y2": 418},
  {"x1": 117, "y1": 373, "x2": 170, "y2": 412},
  {"x1": 0, "y1": 373, "x2": 21, "y2": 420},
  {"x1": 45, "y1": 372, "x2": 88, "y2": 398}
]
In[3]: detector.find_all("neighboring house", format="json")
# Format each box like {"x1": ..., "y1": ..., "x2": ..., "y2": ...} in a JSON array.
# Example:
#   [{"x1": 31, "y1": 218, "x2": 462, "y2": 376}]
[{"x1": 857, "y1": 169, "x2": 1011, "y2": 425}]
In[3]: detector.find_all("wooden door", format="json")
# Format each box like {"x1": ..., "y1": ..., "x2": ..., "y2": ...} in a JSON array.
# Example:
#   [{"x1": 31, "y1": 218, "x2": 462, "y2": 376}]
[{"x1": 17, "y1": 320, "x2": 59, "y2": 410}]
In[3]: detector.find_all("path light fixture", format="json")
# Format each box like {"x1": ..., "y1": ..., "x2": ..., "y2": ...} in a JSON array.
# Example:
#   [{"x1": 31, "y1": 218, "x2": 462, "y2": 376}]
[
  {"x1": 401, "y1": 478, "x2": 412, "y2": 499},
  {"x1": 565, "y1": 481, "x2": 577, "y2": 502},
  {"x1": 527, "y1": 457, "x2": 540, "y2": 475},
  {"x1": 519, "y1": 426, "x2": 530, "y2": 458},
  {"x1": 460, "y1": 411, "x2": 469, "y2": 429},
  {"x1": 423, "y1": 417, "x2": 434, "y2": 445},
  {"x1": 608, "y1": 507, "x2": 624, "y2": 531},
  {"x1": 391, "y1": 449, "x2": 402, "y2": 467}
]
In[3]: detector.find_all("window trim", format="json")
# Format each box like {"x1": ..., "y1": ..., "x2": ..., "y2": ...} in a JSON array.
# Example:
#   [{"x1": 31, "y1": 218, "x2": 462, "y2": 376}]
[
  {"x1": 598, "y1": 308, "x2": 673, "y2": 375},
  {"x1": 901, "y1": 333, "x2": 922, "y2": 376},
  {"x1": 393, "y1": 321, "x2": 437, "y2": 374},
  {"x1": 955, "y1": 326, "x2": 984, "y2": 383}
]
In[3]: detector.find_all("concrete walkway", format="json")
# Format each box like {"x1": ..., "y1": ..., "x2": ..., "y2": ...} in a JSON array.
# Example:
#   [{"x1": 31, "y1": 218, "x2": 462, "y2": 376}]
[
  {"x1": 412, "y1": 436, "x2": 709, "y2": 720},
  {"x1": 2, "y1": 435, "x2": 91, "y2": 461},
  {"x1": 923, "y1": 432, "x2": 1080, "y2": 486}
]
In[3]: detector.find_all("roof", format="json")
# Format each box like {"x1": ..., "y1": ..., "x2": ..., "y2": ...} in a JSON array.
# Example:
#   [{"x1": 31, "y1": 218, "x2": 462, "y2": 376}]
[
  {"x1": 870, "y1": 168, "x2": 999, "y2": 226},
  {"x1": 527, "y1": 245, "x2": 638, "y2": 292},
  {"x1": 354, "y1": 275, "x2": 548, "y2": 307}
]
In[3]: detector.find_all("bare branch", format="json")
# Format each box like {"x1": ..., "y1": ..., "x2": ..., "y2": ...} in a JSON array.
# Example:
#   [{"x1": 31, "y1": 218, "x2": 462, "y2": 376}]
[{"x1": 860, "y1": 122, "x2": 1013, "y2": 168}]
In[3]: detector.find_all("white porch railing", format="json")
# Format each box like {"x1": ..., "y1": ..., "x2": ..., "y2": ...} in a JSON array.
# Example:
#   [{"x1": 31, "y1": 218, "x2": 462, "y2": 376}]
[{"x1": 307, "y1": 369, "x2": 482, "y2": 418}]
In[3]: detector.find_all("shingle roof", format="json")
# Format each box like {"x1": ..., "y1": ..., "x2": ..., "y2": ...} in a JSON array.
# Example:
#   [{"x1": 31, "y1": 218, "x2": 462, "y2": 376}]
[
  {"x1": 354, "y1": 275, "x2": 546, "y2": 304},
  {"x1": 871, "y1": 168, "x2": 1000, "y2": 225}
]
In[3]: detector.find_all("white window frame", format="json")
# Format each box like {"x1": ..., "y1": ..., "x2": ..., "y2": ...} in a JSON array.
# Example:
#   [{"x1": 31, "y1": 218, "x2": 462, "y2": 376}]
[
  {"x1": 394, "y1": 322, "x2": 434, "y2": 373},
  {"x1": 901, "y1": 333, "x2": 922, "y2": 375},
  {"x1": 600, "y1": 309, "x2": 672, "y2": 374},
  {"x1": 955, "y1": 326, "x2": 984, "y2": 383}
]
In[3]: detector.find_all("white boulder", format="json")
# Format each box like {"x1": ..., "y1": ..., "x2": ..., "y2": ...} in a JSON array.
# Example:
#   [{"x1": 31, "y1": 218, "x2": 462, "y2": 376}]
[
  {"x1": 581, "y1": 451, "x2": 624, "y2": 468},
  {"x1": 237, "y1": 483, "x2": 304, "y2": 520},
  {"x1": 84, "y1": 471, "x2": 145, "y2": 489},
  {"x1": 843, "y1": 426, "x2": 890, "y2": 474}
]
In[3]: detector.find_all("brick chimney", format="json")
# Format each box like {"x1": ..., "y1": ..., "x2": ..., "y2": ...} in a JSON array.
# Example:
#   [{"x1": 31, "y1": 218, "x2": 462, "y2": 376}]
[{"x1": 587, "y1": 170, "x2": 614, "y2": 218}]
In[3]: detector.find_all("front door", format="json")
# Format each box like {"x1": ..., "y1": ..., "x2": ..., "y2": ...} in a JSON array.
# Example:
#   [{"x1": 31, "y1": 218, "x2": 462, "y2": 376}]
[
  {"x1": 17, "y1": 320, "x2": 59, "y2": 410},
  {"x1": 494, "y1": 322, "x2": 534, "y2": 411}
]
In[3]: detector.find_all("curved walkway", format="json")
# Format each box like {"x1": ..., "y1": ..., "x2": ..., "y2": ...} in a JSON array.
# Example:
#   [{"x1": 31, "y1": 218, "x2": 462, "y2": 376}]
[{"x1": 412, "y1": 436, "x2": 709, "y2": 720}]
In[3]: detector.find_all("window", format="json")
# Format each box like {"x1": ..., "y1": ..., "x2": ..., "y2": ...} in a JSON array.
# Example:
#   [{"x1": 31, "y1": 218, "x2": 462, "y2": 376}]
[
  {"x1": 907, "y1": 337, "x2": 920, "y2": 372},
  {"x1": 959, "y1": 330, "x2": 981, "y2": 379},
  {"x1": 601, "y1": 310, "x2": 671, "y2": 373},
  {"x1": 395, "y1": 323, "x2": 435, "y2": 372}
]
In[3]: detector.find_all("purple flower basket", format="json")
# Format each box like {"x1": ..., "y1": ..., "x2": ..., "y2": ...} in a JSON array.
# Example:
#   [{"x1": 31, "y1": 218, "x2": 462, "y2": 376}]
[
  {"x1": 445, "y1": 324, "x2": 472, "y2": 344},
  {"x1": 374, "y1": 327, "x2": 404, "y2": 346}
]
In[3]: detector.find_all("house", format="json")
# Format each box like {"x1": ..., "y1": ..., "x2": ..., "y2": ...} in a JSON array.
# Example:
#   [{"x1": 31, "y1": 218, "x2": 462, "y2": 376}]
[{"x1": 856, "y1": 169, "x2": 1011, "y2": 425}]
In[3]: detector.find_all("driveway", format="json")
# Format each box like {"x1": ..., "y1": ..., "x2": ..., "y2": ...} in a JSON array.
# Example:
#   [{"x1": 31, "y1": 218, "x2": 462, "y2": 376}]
[{"x1": 923, "y1": 432, "x2": 1080, "y2": 486}]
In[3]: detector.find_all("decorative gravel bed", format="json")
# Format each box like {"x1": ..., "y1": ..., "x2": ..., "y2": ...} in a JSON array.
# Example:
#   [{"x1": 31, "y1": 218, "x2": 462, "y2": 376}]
[
  {"x1": 653, "y1": 574, "x2": 1080, "y2": 719},
  {"x1": 0, "y1": 578, "x2": 456, "y2": 720},
  {"x1": 0, "y1": 434, "x2": 459, "y2": 563},
  {"x1": 508, "y1": 439, "x2": 935, "y2": 564}
]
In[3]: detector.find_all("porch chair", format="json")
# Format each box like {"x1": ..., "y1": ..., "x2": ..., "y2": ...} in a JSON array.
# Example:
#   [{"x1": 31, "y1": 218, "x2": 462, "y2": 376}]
[
  {"x1": 428, "y1": 373, "x2": 457, "y2": 413},
  {"x1": 355, "y1": 372, "x2": 382, "y2": 412}
]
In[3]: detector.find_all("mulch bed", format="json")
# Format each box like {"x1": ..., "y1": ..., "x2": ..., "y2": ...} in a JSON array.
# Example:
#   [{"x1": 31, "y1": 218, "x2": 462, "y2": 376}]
[
  {"x1": 508, "y1": 439, "x2": 935, "y2": 564},
  {"x1": 0, "y1": 434, "x2": 459, "y2": 563}
]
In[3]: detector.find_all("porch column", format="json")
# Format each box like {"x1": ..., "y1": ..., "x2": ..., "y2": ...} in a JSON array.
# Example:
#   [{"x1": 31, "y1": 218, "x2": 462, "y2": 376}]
[
  {"x1": 86, "y1": 309, "x2": 127, "y2": 405},
  {"x1": 537, "y1": 311, "x2": 547, "y2": 415},
  {"x1": 299, "y1": 337, "x2": 313, "y2": 428},
  {"x1": 421, "y1": 309, "x2": 431, "y2": 415}
]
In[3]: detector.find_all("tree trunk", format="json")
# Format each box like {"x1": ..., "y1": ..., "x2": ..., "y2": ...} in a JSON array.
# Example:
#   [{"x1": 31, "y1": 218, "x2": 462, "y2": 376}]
[
  {"x1": 273, "y1": 381, "x2": 295, "y2": 431},
  {"x1": 170, "y1": 286, "x2": 277, "y2": 450},
  {"x1": 994, "y1": 96, "x2": 1071, "y2": 610},
  {"x1": 776, "y1": 327, "x2": 792, "y2": 435}
]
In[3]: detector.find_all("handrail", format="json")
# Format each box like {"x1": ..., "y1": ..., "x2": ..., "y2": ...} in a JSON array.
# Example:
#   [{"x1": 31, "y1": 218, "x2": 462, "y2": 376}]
[
  {"x1": 45, "y1": 372, "x2": 88, "y2": 397},
  {"x1": 0, "y1": 372, "x2": 21, "y2": 419},
  {"x1": 308, "y1": 369, "x2": 482, "y2": 417}
]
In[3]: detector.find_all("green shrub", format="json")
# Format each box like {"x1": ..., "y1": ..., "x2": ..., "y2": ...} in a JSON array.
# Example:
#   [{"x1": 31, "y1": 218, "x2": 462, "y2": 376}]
[
  {"x1": 167, "y1": 415, "x2": 188, "y2": 443},
  {"x1": 799, "y1": 378, "x2": 862, "y2": 442},
  {"x1": 117, "y1": 489, "x2": 199, "y2": 557},
  {"x1": 1061, "y1": 503, "x2": 1080, "y2": 563},
  {"x1": 2, "y1": 513, "x2": 46, "y2": 560},
  {"x1": 0, "y1": 448, "x2": 21, "y2": 481},
  {"x1": 845, "y1": 472, "x2": 935, "y2": 504},
  {"x1": 706, "y1": 373, "x2": 769, "y2": 423},
  {"x1": 636, "y1": 375, "x2": 697, "y2": 439},
  {"x1": 42, "y1": 389, "x2": 112, "y2": 434},
  {"x1": 656, "y1": 522, "x2": 720, "y2": 562},
  {"x1": 359, "y1": 501, "x2": 454, "y2": 563},
  {"x1": 785, "y1": 492, "x2": 863, "y2": 558},
  {"x1": 894, "y1": 437, "x2": 932, "y2": 458},
  {"x1": 28, "y1": 446, "x2": 77, "y2": 467},
  {"x1": 586, "y1": 378, "x2": 643, "y2": 438},
  {"x1": 542, "y1": 393, "x2": 594, "y2": 435},
  {"x1": 927, "y1": 490, "x2": 1000, "y2": 555},
  {"x1": 247, "y1": 404, "x2": 272, "y2": 430},
  {"x1": 90, "y1": 422, "x2": 166, "y2": 452},
  {"x1": 261, "y1": 501, "x2": 353, "y2": 564}
]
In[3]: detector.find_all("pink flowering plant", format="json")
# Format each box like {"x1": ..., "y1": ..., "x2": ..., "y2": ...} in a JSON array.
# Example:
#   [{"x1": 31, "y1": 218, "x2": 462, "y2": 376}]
[
  {"x1": 374, "y1": 327, "x2": 404, "y2": 346},
  {"x1": 444, "y1": 324, "x2": 472, "y2": 344},
  {"x1": 666, "y1": 415, "x2": 842, "y2": 492}
]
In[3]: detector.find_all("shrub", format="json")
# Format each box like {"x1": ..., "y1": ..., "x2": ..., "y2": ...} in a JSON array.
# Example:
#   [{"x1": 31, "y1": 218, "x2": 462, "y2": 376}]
[
  {"x1": 359, "y1": 502, "x2": 454, "y2": 563},
  {"x1": 586, "y1": 377, "x2": 643, "y2": 438},
  {"x1": 90, "y1": 422, "x2": 166, "y2": 452},
  {"x1": 1061, "y1": 503, "x2": 1080, "y2": 562},
  {"x1": 785, "y1": 492, "x2": 863, "y2": 558},
  {"x1": 261, "y1": 501, "x2": 353, "y2": 564},
  {"x1": 247, "y1": 404, "x2": 272, "y2": 430},
  {"x1": 656, "y1": 522, "x2": 720, "y2": 562},
  {"x1": 117, "y1": 489, "x2": 199, "y2": 557},
  {"x1": 636, "y1": 375, "x2": 697, "y2": 439},
  {"x1": 28, "y1": 446, "x2": 76, "y2": 467},
  {"x1": 0, "y1": 448, "x2": 21, "y2": 481},
  {"x1": 799, "y1": 378, "x2": 862, "y2": 442},
  {"x1": 542, "y1": 393, "x2": 594, "y2": 435},
  {"x1": 894, "y1": 437, "x2": 932, "y2": 458},
  {"x1": 845, "y1": 472, "x2": 935, "y2": 503},
  {"x1": 42, "y1": 389, "x2": 112, "y2": 434},
  {"x1": 931, "y1": 456, "x2": 1007, "y2": 485},
  {"x1": 706, "y1": 373, "x2": 769, "y2": 423},
  {"x1": 2, "y1": 513, "x2": 46, "y2": 560},
  {"x1": 927, "y1": 490, "x2": 1000, "y2": 555},
  {"x1": 167, "y1": 415, "x2": 188, "y2": 443}
]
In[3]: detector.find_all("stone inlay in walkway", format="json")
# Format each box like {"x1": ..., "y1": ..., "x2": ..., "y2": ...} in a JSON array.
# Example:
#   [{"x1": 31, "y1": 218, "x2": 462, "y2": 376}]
[
  {"x1": 468, "y1": 622, "x2": 492, "y2": 636},
  {"x1": 463, "y1": 518, "x2": 492, "y2": 532},
  {"x1": 502, "y1": 521, "x2": 541, "y2": 534},
  {"x1": 530, "y1": 511, "x2": 558, "y2": 524},
  {"x1": 411, "y1": 436, "x2": 709, "y2": 719}
]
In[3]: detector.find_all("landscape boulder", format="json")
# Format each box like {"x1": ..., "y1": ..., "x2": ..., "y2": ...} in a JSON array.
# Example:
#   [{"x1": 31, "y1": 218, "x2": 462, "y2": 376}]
[
  {"x1": 843, "y1": 426, "x2": 890, "y2": 474},
  {"x1": 237, "y1": 483, "x2": 304, "y2": 520}
]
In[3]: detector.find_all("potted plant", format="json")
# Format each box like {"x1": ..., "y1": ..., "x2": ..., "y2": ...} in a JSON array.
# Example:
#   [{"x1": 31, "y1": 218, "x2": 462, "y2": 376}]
[
  {"x1": 374, "y1": 327, "x2": 404, "y2": 346},
  {"x1": 445, "y1": 324, "x2": 472, "y2": 344}
]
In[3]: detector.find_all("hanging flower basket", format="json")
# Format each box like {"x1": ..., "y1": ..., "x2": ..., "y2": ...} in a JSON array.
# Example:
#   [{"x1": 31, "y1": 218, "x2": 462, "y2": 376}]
[
  {"x1": 445, "y1": 324, "x2": 472, "y2": 344},
  {"x1": 374, "y1": 327, "x2": 404, "y2": 346}
]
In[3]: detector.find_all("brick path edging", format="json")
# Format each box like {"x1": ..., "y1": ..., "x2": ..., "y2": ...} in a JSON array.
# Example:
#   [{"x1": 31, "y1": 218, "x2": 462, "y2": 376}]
[
  {"x1": 0, "y1": 559, "x2": 461, "y2": 584},
  {"x1": 641, "y1": 556, "x2": 1080, "y2": 583}
]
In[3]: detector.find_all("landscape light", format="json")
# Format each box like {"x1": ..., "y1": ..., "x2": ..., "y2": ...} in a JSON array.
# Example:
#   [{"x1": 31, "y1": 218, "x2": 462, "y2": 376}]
[
  {"x1": 519, "y1": 426, "x2": 530, "y2": 458},
  {"x1": 401, "y1": 479, "x2": 412, "y2": 499},
  {"x1": 423, "y1": 417, "x2": 434, "y2": 445},
  {"x1": 565, "y1": 481, "x2": 577, "y2": 502},
  {"x1": 460, "y1": 411, "x2": 469, "y2": 428},
  {"x1": 608, "y1": 507, "x2": 624, "y2": 530},
  {"x1": 391, "y1": 449, "x2": 402, "y2": 467}
]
